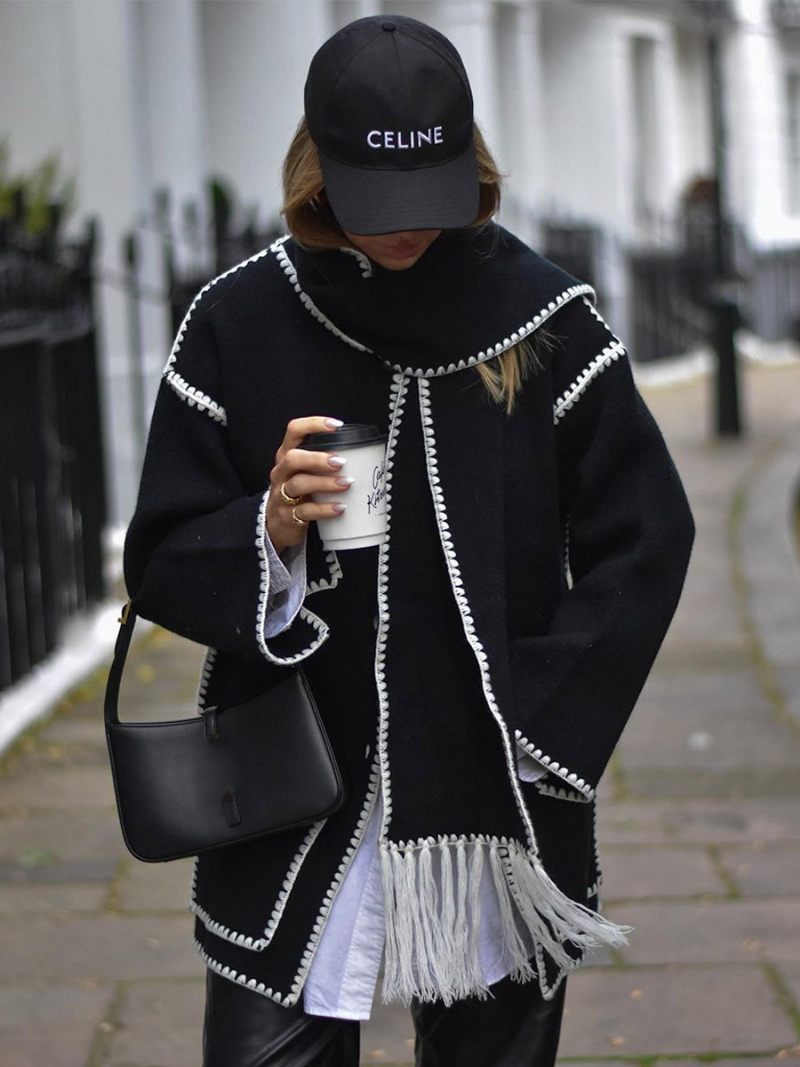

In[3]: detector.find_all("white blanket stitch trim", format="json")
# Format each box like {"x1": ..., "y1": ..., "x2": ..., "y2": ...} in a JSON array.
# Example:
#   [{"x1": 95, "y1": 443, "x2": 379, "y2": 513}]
[
  {"x1": 534, "y1": 780, "x2": 587, "y2": 803},
  {"x1": 162, "y1": 245, "x2": 273, "y2": 423},
  {"x1": 589, "y1": 799, "x2": 604, "y2": 903},
  {"x1": 255, "y1": 489, "x2": 330, "y2": 665},
  {"x1": 389, "y1": 284, "x2": 594, "y2": 378},
  {"x1": 514, "y1": 730, "x2": 595, "y2": 801},
  {"x1": 163, "y1": 368, "x2": 227, "y2": 424},
  {"x1": 338, "y1": 245, "x2": 373, "y2": 277},
  {"x1": 583, "y1": 295, "x2": 614, "y2": 332},
  {"x1": 552, "y1": 339, "x2": 626, "y2": 424},
  {"x1": 189, "y1": 819, "x2": 325, "y2": 950},
  {"x1": 193, "y1": 761, "x2": 382, "y2": 1006},
  {"x1": 374, "y1": 372, "x2": 409, "y2": 836},
  {"x1": 271, "y1": 233, "x2": 594, "y2": 378},
  {"x1": 196, "y1": 647, "x2": 217, "y2": 711},
  {"x1": 194, "y1": 938, "x2": 290, "y2": 1005},
  {"x1": 306, "y1": 550, "x2": 343, "y2": 595},
  {"x1": 270, "y1": 236, "x2": 371, "y2": 353},
  {"x1": 533, "y1": 941, "x2": 577, "y2": 1001}
]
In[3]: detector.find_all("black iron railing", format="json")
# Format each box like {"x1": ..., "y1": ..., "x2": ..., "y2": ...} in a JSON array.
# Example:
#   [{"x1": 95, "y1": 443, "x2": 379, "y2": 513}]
[{"x1": 0, "y1": 225, "x2": 106, "y2": 692}]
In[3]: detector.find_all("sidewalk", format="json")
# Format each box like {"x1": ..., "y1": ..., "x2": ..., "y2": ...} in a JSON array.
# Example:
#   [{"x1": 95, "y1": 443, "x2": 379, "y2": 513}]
[{"x1": 1, "y1": 358, "x2": 799, "y2": 1066}]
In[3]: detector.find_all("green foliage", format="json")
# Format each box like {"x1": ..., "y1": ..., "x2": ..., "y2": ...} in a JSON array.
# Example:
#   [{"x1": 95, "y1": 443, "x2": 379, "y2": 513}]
[{"x1": 0, "y1": 137, "x2": 76, "y2": 238}]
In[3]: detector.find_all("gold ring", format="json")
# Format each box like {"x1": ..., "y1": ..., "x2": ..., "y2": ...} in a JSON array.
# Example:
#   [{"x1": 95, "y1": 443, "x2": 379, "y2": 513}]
[
  {"x1": 291, "y1": 505, "x2": 307, "y2": 527},
  {"x1": 280, "y1": 481, "x2": 303, "y2": 506}
]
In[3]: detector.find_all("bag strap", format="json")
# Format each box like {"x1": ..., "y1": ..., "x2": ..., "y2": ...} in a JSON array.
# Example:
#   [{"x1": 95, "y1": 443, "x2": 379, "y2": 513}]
[{"x1": 104, "y1": 599, "x2": 137, "y2": 727}]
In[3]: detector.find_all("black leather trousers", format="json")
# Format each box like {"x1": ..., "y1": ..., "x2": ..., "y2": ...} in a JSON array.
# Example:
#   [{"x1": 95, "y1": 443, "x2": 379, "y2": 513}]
[{"x1": 202, "y1": 967, "x2": 567, "y2": 1067}]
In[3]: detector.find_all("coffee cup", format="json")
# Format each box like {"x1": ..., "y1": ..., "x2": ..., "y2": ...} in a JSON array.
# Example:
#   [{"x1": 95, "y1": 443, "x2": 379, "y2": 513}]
[{"x1": 301, "y1": 424, "x2": 388, "y2": 550}]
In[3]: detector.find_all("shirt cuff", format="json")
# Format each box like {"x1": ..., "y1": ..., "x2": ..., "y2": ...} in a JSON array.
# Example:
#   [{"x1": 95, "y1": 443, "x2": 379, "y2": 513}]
[{"x1": 517, "y1": 745, "x2": 548, "y2": 783}]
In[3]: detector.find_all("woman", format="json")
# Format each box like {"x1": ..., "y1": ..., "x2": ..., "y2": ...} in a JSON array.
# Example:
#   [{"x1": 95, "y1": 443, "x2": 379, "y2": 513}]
[{"x1": 123, "y1": 14, "x2": 695, "y2": 1067}]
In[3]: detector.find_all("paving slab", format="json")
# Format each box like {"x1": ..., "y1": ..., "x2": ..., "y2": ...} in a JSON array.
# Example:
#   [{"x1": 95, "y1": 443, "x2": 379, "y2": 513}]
[
  {"x1": 597, "y1": 797, "x2": 800, "y2": 845},
  {"x1": 710, "y1": 1060, "x2": 800, "y2": 1066},
  {"x1": 619, "y1": 706, "x2": 800, "y2": 773},
  {"x1": 623, "y1": 764, "x2": 800, "y2": 800},
  {"x1": 0, "y1": 764, "x2": 117, "y2": 811},
  {"x1": 604, "y1": 899, "x2": 800, "y2": 965},
  {"x1": 0, "y1": 807, "x2": 126, "y2": 859},
  {"x1": 0, "y1": 883, "x2": 107, "y2": 913},
  {"x1": 558, "y1": 964, "x2": 796, "y2": 1055},
  {"x1": 0, "y1": 857, "x2": 119, "y2": 885},
  {"x1": 719, "y1": 843, "x2": 800, "y2": 898},
  {"x1": 0, "y1": 980, "x2": 114, "y2": 1067},
  {"x1": 36, "y1": 714, "x2": 107, "y2": 745},
  {"x1": 361, "y1": 1000, "x2": 416, "y2": 1064},
  {"x1": 636, "y1": 663, "x2": 766, "y2": 709},
  {"x1": 775, "y1": 962, "x2": 800, "y2": 1008},
  {"x1": 115, "y1": 856, "x2": 195, "y2": 912},
  {"x1": 100, "y1": 978, "x2": 204, "y2": 1067},
  {"x1": 598, "y1": 845, "x2": 726, "y2": 900},
  {"x1": 0, "y1": 913, "x2": 203, "y2": 981}
]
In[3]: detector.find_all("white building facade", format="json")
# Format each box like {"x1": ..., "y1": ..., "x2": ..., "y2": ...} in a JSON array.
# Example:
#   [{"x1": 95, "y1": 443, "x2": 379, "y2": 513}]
[{"x1": 2, "y1": 0, "x2": 799, "y2": 521}]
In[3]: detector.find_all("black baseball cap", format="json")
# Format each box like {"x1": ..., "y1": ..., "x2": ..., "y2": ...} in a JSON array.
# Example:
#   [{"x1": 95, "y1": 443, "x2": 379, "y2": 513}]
[{"x1": 304, "y1": 14, "x2": 480, "y2": 235}]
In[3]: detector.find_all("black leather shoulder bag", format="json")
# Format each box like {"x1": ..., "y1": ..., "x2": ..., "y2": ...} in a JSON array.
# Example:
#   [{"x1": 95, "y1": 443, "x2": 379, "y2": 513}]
[{"x1": 104, "y1": 601, "x2": 344, "y2": 863}]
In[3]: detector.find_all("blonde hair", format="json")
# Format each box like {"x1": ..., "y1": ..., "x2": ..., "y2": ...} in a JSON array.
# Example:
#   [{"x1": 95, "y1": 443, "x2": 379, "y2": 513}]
[{"x1": 281, "y1": 118, "x2": 542, "y2": 414}]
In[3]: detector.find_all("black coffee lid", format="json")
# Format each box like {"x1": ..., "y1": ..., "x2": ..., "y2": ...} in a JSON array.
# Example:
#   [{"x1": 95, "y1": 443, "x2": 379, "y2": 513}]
[{"x1": 302, "y1": 423, "x2": 387, "y2": 451}]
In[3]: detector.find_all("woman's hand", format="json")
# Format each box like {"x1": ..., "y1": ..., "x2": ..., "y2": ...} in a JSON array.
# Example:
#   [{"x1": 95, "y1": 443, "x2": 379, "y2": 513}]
[{"x1": 266, "y1": 417, "x2": 352, "y2": 554}]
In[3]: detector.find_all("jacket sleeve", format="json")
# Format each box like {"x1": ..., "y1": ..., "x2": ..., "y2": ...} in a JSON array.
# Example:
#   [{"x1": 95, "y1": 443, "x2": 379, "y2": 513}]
[
  {"x1": 122, "y1": 285, "x2": 334, "y2": 666},
  {"x1": 510, "y1": 298, "x2": 695, "y2": 801}
]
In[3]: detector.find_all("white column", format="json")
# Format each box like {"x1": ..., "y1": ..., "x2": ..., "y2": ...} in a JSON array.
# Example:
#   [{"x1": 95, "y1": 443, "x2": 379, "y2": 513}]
[
  {"x1": 66, "y1": 0, "x2": 155, "y2": 525},
  {"x1": 433, "y1": 0, "x2": 501, "y2": 152},
  {"x1": 137, "y1": 0, "x2": 209, "y2": 272},
  {"x1": 656, "y1": 27, "x2": 688, "y2": 220},
  {"x1": 497, "y1": 1, "x2": 547, "y2": 242},
  {"x1": 330, "y1": 0, "x2": 379, "y2": 31},
  {"x1": 201, "y1": 0, "x2": 331, "y2": 221},
  {"x1": 728, "y1": 0, "x2": 798, "y2": 244}
]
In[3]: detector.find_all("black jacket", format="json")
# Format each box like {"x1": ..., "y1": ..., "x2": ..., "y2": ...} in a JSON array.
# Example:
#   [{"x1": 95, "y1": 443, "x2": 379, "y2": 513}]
[{"x1": 123, "y1": 227, "x2": 695, "y2": 1006}]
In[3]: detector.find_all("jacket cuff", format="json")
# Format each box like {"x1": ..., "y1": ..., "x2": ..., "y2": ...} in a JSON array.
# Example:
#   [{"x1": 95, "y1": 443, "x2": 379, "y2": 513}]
[{"x1": 255, "y1": 490, "x2": 329, "y2": 666}]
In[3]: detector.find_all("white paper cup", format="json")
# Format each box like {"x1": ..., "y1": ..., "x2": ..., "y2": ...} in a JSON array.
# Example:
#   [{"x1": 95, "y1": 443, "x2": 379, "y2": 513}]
[{"x1": 301, "y1": 425, "x2": 388, "y2": 550}]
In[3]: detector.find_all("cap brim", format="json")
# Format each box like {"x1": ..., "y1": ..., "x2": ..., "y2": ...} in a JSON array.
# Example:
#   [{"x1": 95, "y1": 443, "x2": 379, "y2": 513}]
[{"x1": 319, "y1": 144, "x2": 480, "y2": 235}]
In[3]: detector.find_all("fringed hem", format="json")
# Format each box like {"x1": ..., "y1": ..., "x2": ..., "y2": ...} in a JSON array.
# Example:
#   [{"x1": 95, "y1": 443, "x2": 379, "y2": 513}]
[{"x1": 379, "y1": 836, "x2": 631, "y2": 1007}]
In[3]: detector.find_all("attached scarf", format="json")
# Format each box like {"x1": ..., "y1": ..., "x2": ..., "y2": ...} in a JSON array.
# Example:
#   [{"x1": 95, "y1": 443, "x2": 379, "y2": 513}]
[{"x1": 278, "y1": 224, "x2": 631, "y2": 1003}]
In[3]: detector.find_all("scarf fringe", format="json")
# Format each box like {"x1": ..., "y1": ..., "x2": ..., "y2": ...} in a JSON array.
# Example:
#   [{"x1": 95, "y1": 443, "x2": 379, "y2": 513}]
[{"x1": 380, "y1": 837, "x2": 632, "y2": 1006}]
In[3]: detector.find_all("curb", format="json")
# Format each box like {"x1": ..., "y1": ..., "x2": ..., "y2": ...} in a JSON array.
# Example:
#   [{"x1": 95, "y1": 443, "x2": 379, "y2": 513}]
[
  {"x1": 739, "y1": 427, "x2": 800, "y2": 730},
  {"x1": 0, "y1": 598, "x2": 153, "y2": 760}
]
